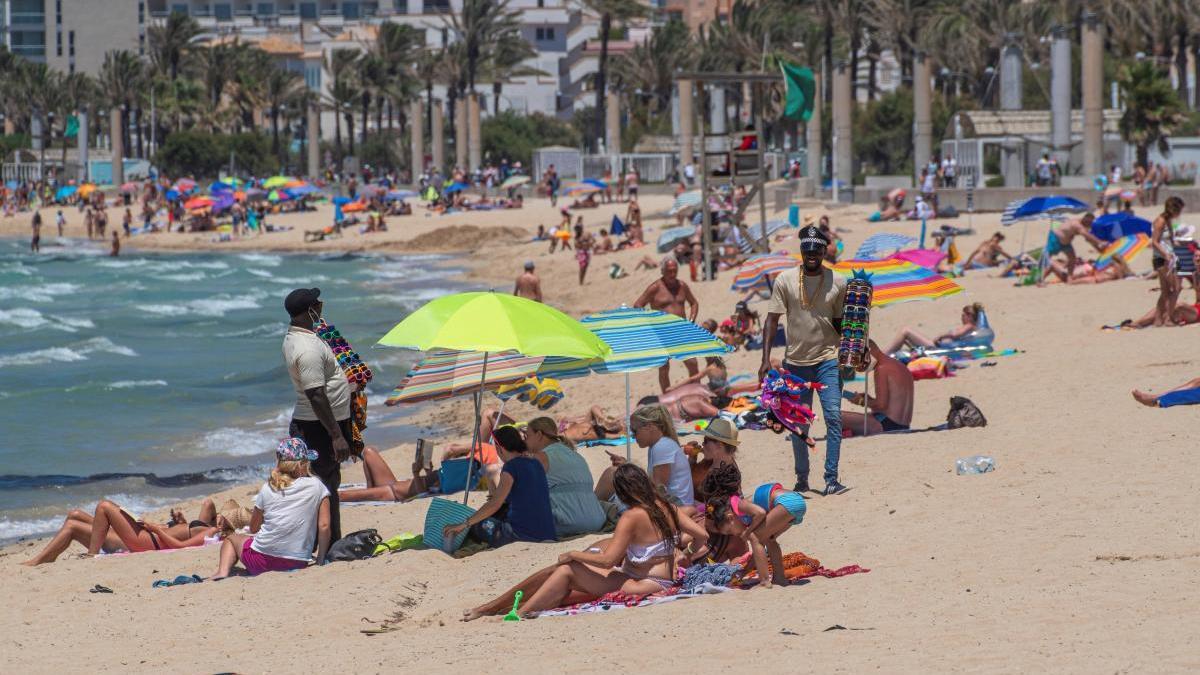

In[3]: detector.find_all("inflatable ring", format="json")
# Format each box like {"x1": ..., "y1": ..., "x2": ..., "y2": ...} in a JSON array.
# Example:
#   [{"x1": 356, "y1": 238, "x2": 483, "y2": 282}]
[{"x1": 1093, "y1": 174, "x2": 1108, "y2": 191}]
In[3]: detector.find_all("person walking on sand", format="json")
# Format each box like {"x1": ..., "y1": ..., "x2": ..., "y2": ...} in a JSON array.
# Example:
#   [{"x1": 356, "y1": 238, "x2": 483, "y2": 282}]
[
  {"x1": 634, "y1": 259, "x2": 700, "y2": 391},
  {"x1": 55, "y1": 209, "x2": 65, "y2": 237},
  {"x1": 515, "y1": 261, "x2": 543, "y2": 302},
  {"x1": 282, "y1": 287, "x2": 351, "y2": 543},
  {"x1": 30, "y1": 210, "x2": 41, "y2": 253},
  {"x1": 758, "y1": 225, "x2": 849, "y2": 496},
  {"x1": 547, "y1": 164, "x2": 560, "y2": 207},
  {"x1": 1150, "y1": 196, "x2": 1184, "y2": 326}
]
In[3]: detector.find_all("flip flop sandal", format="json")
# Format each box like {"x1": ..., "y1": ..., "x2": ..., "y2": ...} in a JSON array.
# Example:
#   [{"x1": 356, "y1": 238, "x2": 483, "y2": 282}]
[{"x1": 89, "y1": 584, "x2": 113, "y2": 594}]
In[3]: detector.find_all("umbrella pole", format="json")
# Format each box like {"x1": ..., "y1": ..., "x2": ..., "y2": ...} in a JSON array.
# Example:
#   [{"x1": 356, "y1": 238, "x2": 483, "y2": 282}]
[
  {"x1": 919, "y1": 216, "x2": 927, "y2": 249},
  {"x1": 625, "y1": 372, "x2": 632, "y2": 461},
  {"x1": 463, "y1": 351, "x2": 490, "y2": 506}
]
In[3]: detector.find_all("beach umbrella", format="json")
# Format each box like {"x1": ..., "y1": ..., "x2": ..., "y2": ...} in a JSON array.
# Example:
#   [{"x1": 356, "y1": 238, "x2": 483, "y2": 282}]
[
  {"x1": 78, "y1": 183, "x2": 98, "y2": 198},
  {"x1": 889, "y1": 248, "x2": 946, "y2": 270},
  {"x1": 332, "y1": 196, "x2": 354, "y2": 206},
  {"x1": 378, "y1": 291, "x2": 611, "y2": 502},
  {"x1": 1096, "y1": 233, "x2": 1151, "y2": 270},
  {"x1": 729, "y1": 252, "x2": 799, "y2": 291},
  {"x1": 267, "y1": 189, "x2": 291, "y2": 202},
  {"x1": 561, "y1": 182, "x2": 601, "y2": 195},
  {"x1": 211, "y1": 193, "x2": 236, "y2": 213},
  {"x1": 500, "y1": 175, "x2": 530, "y2": 189},
  {"x1": 233, "y1": 190, "x2": 247, "y2": 202},
  {"x1": 285, "y1": 184, "x2": 320, "y2": 197},
  {"x1": 731, "y1": 220, "x2": 790, "y2": 254},
  {"x1": 342, "y1": 200, "x2": 367, "y2": 213},
  {"x1": 385, "y1": 189, "x2": 417, "y2": 201},
  {"x1": 262, "y1": 175, "x2": 293, "y2": 189},
  {"x1": 1091, "y1": 212, "x2": 1152, "y2": 241},
  {"x1": 183, "y1": 195, "x2": 213, "y2": 210},
  {"x1": 443, "y1": 182, "x2": 469, "y2": 195},
  {"x1": 582, "y1": 178, "x2": 608, "y2": 189},
  {"x1": 385, "y1": 350, "x2": 545, "y2": 405},
  {"x1": 828, "y1": 258, "x2": 964, "y2": 308},
  {"x1": 55, "y1": 185, "x2": 78, "y2": 200},
  {"x1": 539, "y1": 306, "x2": 732, "y2": 457},
  {"x1": 1000, "y1": 195, "x2": 1088, "y2": 226},
  {"x1": 283, "y1": 180, "x2": 307, "y2": 189},
  {"x1": 245, "y1": 188, "x2": 268, "y2": 201},
  {"x1": 656, "y1": 225, "x2": 695, "y2": 253},
  {"x1": 855, "y1": 232, "x2": 918, "y2": 260},
  {"x1": 209, "y1": 181, "x2": 234, "y2": 194},
  {"x1": 165, "y1": 189, "x2": 180, "y2": 202},
  {"x1": 669, "y1": 190, "x2": 702, "y2": 215}
]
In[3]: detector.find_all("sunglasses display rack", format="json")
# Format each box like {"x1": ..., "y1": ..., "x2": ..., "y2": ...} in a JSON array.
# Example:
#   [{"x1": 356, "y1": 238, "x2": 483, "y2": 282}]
[
  {"x1": 838, "y1": 270, "x2": 873, "y2": 372},
  {"x1": 315, "y1": 320, "x2": 374, "y2": 387}
]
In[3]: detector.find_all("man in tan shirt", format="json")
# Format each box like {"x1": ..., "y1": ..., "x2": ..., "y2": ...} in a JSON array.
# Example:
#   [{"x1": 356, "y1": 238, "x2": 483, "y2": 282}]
[{"x1": 759, "y1": 225, "x2": 848, "y2": 495}]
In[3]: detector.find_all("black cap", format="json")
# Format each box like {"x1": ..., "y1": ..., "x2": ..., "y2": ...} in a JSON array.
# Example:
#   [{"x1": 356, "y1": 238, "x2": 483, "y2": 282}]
[
  {"x1": 284, "y1": 287, "x2": 322, "y2": 316},
  {"x1": 798, "y1": 225, "x2": 830, "y2": 252}
]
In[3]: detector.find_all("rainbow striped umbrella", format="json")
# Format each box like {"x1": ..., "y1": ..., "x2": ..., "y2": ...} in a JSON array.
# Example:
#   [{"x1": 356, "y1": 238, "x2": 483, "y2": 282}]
[
  {"x1": 561, "y1": 182, "x2": 601, "y2": 195},
  {"x1": 828, "y1": 258, "x2": 963, "y2": 307},
  {"x1": 729, "y1": 253, "x2": 799, "y2": 290},
  {"x1": 1096, "y1": 233, "x2": 1150, "y2": 270},
  {"x1": 386, "y1": 349, "x2": 544, "y2": 405}
]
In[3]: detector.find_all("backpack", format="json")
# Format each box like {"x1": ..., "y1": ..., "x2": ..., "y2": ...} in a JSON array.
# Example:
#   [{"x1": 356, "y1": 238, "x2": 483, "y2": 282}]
[
  {"x1": 324, "y1": 529, "x2": 383, "y2": 563},
  {"x1": 947, "y1": 396, "x2": 987, "y2": 429}
]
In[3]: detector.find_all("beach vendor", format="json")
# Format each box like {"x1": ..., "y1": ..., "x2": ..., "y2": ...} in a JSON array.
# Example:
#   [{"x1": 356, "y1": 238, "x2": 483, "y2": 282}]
[
  {"x1": 759, "y1": 225, "x2": 848, "y2": 496},
  {"x1": 282, "y1": 287, "x2": 350, "y2": 542}
]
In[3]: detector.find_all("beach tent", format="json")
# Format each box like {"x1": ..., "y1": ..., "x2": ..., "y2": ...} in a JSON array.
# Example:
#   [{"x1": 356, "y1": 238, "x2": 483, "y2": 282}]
[
  {"x1": 1091, "y1": 212, "x2": 1152, "y2": 241},
  {"x1": 378, "y1": 291, "x2": 611, "y2": 503}
]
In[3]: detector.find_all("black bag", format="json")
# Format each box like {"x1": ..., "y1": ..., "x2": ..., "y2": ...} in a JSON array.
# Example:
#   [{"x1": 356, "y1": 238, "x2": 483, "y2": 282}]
[
  {"x1": 947, "y1": 396, "x2": 987, "y2": 429},
  {"x1": 324, "y1": 529, "x2": 382, "y2": 563}
]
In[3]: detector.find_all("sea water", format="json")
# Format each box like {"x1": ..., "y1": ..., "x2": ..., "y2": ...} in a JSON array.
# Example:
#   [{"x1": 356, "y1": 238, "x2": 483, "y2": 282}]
[{"x1": 0, "y1": 237, "x2": 463, "y2": 541}]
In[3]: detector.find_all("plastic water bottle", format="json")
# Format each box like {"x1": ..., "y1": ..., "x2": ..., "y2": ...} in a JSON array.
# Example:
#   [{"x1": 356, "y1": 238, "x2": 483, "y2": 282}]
[{"x1": 955, "y1": 455, "x2": 995, "y2": 475}]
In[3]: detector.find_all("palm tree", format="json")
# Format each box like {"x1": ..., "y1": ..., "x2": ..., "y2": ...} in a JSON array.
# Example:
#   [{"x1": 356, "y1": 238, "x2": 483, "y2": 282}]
[
  {"x1": 577, "y1": 0, "x2": 647, "y2": 151},
  {"x1": 1118, "y1": 59, "x2": 1187, "y2": 167},
  {"x1": 325, "y1": 48, "x2": 360, "y2": 156},
  {"x1": 922, "y1": 0, "x2": 1035, "y2": 105},
  {"x1": 148, "y1": 12, "x2": 201, "y2": 82},
  {"x1": 231, "y1": 46, "x2": 275, "y2": 132},
  {"x1": 59, "y1": 72, "x2": 95, "y2": 166},
  {"x1": 369, "y1": 22, "x2": 422, "y2": 133},
  {"x1": 443, "y1": 0, "x2": 524, "y2": 96},
  {"x1": 611, "y1": 19, "x2": 694, "y2": 118},
  {"x1": 264, "y1": 67, "x2": 306, "y2": 160},
  {"x1": 863, "y1": 0, "x2": 938, "y2": 86},
  {"x1": 191, "y1": 43, "x2": 241, "y2": 131},
  {"x1": 486, "y1": 34, "x2": 544, "y2": 115},
  {"x1": 99, "y1": 50, "x2": 144, "y2": 158}
]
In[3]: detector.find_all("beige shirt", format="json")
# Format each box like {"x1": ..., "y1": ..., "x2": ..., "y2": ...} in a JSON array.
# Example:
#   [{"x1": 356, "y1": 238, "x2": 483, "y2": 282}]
[
  {"x1": 767, "y1": 267, "x2": 847, "y2": 366},
  {"x1": 282, "y1": 326, "x2": 351, "y2": 422}
]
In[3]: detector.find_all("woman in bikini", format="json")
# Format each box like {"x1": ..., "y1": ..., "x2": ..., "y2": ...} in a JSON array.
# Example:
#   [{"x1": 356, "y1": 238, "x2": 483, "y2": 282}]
[
  {"x1": 23, "y1": 498, "x2": 220, "y2": 565},
  {"x1": 337, "y1": 446, "x2": 440, "y2": 503},
  {"x1": 462, "y1": 464, "x2": 707, "y2": 620},
  {"x1": 882, "y1": 303, "x2": 986, "y2": 355},
  {"x1": 1150, "y1": 196, "x2": 1184, "y2": 326}
]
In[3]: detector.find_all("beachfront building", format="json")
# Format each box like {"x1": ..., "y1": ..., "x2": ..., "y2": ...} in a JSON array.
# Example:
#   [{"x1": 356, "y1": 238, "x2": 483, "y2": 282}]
[{"x1": 0, "y1": 0, "x2": 145, "y2": 74}]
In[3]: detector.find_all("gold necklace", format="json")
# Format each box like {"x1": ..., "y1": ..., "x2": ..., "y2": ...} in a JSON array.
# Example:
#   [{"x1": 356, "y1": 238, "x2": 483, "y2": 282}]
[{"x1": 799, "y1": 271, "x2": 817, "y2": 310}]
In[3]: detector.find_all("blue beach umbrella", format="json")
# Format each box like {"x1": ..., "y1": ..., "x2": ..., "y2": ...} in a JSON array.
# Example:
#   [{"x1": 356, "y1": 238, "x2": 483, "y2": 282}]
[
  {"x1": 1000, "y1": 195, "x2": 1088, "y2": 225},
  {"x1": 443, "y1": 182, "x2": 469, "y2": 195},
  {"x1": 332, "y1": 196, "x2": 354, "y2": 206},
  {"x1": 285, "y1": 184, "x2": 320, "y2": 198},
  {"x1": 855, "y1": 232, "x2": 918, "y2": 260},
  {"x1": 1091, "y1": 212, "x2": 1152, "y2": 241},
  {"x1": 385, "y1": 189, "x2": 417, "y2": 201},
  {"x1": 540, "y1": 307, "x2": 731, "y2": 457},
  {"x1": 55, "y1": 185, "x2": 78, "y2": 200},
  {"x1": 209, "y1": 181, "x2": 234, "y2": 194}
]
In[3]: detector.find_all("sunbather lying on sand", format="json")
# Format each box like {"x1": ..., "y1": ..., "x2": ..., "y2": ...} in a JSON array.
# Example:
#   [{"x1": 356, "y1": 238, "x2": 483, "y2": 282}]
[
  {"x1": 1043, "y1": 253, "x2": 1132, "y2": 284},
  {"x1": 462, "y1": 464, "x2": 707, "y2": 620},
  {"x1": 338, "y1": 446, "x2": 441, "y2": 503},
  {"x1": 882, "y1": 303, "x2": 986, "y2": 355},
  {"x1": 23, "y1": 498, "x2": 220, "y2": 566},
  {"x1": 1121, "y1": 301, "x2": 1200, "y2": 328},
  {"x1": 1132, "y1": 376, "x2": 1200, "y2": 408}
]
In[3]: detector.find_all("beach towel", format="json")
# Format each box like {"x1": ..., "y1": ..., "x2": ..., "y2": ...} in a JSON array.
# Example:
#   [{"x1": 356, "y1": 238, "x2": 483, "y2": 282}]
[
  {"x1": 423, "y1": 498, "x2": 475, "y2": 554},
  {"x1": 579, "y1": 436, "x2": 633, "y2": 447},
  {"x1": 907, "y1": 356, "x2": 951, "y2": 380}
]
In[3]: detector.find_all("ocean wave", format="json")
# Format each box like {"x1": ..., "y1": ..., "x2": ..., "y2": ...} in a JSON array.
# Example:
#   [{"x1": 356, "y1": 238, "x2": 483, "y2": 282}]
[
  {"x1": 0, "y1": 336, "x2": 137, "y2": 368},
  {"x1": 201, "y1": 426, "x2": 283, "y2": 458},
  {"x1": 0, "y1": 282, "x2": 82, "y2": 303},
  {"x1": 237, "y1": 253, "x2": 283, "y2": 266},
  {"x1": 153, "y1": 272, "x2": 208, "y2": 282},
  {"x1": 136, "y1": 292, "x2": 263, "y2": 317},
  {"x1": 245, "y1": 268, "x2": 326, "y2": 285},
  {"x1": 108, "y1": 379, "x2": 168, "y2": 389},
  {"x1": 216, "y1": 322, "x2": 283, "y2": 339},
  {"x1": 0, "y1": 516, "x2": 63, "y2": 541},
  {"x1": 0, "y1": 307, "x2": 94, "y2": 333}
]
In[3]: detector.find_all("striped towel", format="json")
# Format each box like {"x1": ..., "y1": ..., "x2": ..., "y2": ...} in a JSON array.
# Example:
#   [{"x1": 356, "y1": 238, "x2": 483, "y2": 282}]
[
  {"x1": 423, "y1": 498, "x2": 476, "y2": 554},
  {"x1": 1175, "y1": 244, "x2": 1197, "y2": 276}
]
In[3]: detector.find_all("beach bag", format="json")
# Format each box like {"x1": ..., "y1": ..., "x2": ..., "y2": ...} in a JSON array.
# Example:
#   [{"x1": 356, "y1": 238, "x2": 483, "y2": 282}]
[
  {"x1": 947, "y1": 396, "x2": 987, "y2": 429},
  {"x1": 439, "y1": 457, "x2": 483, "y2": 494},
  {"x1": 423, "y1": 498, "x2": 476, "y2": 554},
  {"x1": 324, "y1": 529, "x2": 383, "y2": 562}
]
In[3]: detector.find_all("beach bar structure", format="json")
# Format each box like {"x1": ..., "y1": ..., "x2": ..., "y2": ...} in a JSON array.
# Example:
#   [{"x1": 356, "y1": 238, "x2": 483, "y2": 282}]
[{"x1": 940, "y1": 109, "x2": 1126, "y2": 189}]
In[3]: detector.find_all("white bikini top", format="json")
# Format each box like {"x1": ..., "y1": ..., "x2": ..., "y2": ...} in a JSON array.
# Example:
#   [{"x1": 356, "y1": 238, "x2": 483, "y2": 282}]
[{"x1": 626, "y1": 538, "x2": 674, "y2": 565}]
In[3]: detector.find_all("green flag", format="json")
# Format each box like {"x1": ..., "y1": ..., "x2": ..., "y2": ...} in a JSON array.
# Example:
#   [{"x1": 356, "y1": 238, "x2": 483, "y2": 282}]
[
  {"x1": 781, "y1": 62, "x2": 816, "y2": 122},
  {"x1": 64, "y1": 115, "x2": 79, "y2": 139}
]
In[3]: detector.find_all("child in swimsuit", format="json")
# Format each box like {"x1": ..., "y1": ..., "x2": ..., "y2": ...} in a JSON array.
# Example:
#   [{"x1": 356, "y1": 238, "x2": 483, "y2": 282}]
[{"x1": 701, "y1": 464, "x2": 805, "y2": 587}]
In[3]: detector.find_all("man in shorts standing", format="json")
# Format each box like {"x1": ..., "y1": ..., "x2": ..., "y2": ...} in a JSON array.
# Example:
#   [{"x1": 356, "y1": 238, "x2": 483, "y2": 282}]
[
  {"x1": 282, "y1": 288, "x2": 350, "y2": 542},
  {"x1": 759, "y1": 225, "x2": 849, "y2": 495}
]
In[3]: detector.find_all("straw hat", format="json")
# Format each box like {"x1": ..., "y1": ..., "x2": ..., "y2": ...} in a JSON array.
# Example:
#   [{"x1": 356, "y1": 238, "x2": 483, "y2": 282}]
[
  {"x1": 802, "y1": 213, "x2": 817, "y2": 227},
  {"x1": 700, "y1": 418, "x2": 740, "y2": 447},
  {"x1": 218, "y1": 499, "x2": 252, "y2": 532}
]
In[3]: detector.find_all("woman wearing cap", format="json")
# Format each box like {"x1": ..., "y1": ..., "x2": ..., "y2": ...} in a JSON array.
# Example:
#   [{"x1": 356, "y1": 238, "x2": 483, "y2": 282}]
[
  {"x1": 211, "y1": 438, "x2": 332, "y2": 579},
  {"x1": 22, "y1": 498, "x2": 220, "y2": 566},
  {"x1": 689, "y1": 418, "x2": 740, "y2": 501}
]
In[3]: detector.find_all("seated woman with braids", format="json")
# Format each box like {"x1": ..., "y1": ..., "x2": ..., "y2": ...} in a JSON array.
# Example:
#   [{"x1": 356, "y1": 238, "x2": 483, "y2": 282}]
[{"x1": 460, "y1": 464, "x2": 708, "y2": 620}]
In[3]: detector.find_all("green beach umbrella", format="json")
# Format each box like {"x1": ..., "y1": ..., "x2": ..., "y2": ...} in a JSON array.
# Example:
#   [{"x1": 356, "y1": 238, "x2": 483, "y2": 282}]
[
  {"x1": 263, "y1": 175, "x2": 293, "y2": 189},
  {"x1": 378, "y1": 292, "x2": 611, "y2": 503}
]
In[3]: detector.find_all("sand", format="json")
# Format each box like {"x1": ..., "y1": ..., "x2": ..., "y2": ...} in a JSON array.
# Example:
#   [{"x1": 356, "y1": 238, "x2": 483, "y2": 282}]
[{"x1": 2, "y1": 188, "x2": 1198, "y2": 673}]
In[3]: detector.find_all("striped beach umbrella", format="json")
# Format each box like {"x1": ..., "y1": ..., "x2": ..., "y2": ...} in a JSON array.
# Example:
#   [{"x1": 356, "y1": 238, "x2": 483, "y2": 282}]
[
  {"x1": 729, "y1": 252, "x2": 799, "y2": 290},
  {"x1": 735, "y1": 220, "x2": 791, "y2": 254},
  {"x1": 500, "y1": 175, "x2": 530, "y2": 189},
  {"x1": 828, "y1": 258, "x2": 963, "y2": 307},
  {"x1": 386, "y1": 350, "x2": 544, "y2": 405},
  {"x1": 669, "y1": 190, "x2": 702, "y2": 215},
  {"x1": 183, "y1": 195, "x2": 213, "y2": 210},
  {"x1": 1096, "y1": 233, "x2": 1150, "y2": 270},
  {"x1": 854, "y1": 232, "x2": 918, "y2": 260},
  {"x1": 561, "y1": 182, "x2": 601, "y2": 195}
]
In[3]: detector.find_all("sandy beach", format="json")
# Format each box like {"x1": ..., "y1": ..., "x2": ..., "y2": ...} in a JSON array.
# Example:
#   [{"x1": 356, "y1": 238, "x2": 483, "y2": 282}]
[{"x1": 2, "y1": 190, "x2": 1198, "y2": 673}]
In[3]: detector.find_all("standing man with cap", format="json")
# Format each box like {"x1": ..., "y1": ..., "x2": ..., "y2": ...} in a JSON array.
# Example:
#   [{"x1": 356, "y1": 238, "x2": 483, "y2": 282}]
[
  {"x1": 282, "y1": 287, "x2": 349, "y2": 542},
  {"x1": 758, "y1": 225, "x2": 849, "y2": 495},
  {"x1": 514, "y1": 261, "x2": 543, "y2": 302}
]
